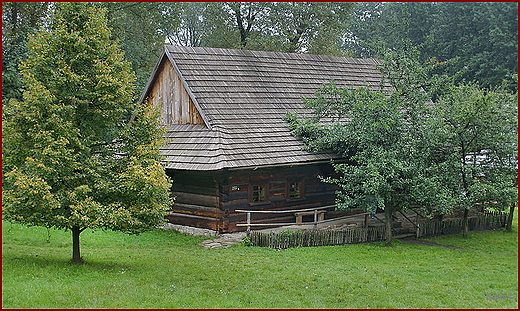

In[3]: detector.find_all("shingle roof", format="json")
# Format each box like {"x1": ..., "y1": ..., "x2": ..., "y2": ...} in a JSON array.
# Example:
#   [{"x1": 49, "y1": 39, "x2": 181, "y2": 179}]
[{"x1": 147, "y1": 45, "x2": 389, "y2": 171}]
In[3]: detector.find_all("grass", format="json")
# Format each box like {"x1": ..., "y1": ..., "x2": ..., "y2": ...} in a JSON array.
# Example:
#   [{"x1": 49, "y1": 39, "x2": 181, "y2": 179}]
[{"x1": 2, "y1": 211, "x2": 518, "y2": 309}]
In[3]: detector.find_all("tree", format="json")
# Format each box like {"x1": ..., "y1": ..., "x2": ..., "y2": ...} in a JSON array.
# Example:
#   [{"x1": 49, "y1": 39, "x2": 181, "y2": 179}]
[
  {"x1": 166, "y1": 2, "x2": 209, "y2": 47},
  {"x1": 265, "y1": 2, "x2": 353, "y2": 54},
  {"x1": 344, "y1": 2, "x2": 518, "y2": 90},
  {"x1": 2, "y1": 3, "x2": 172, "y2": 263},
  {"x1": 102, "y1": 2, "x2": 181, "y2": 96},
  {"x1": 286, "y1": 49, "x2": 451, "y2": 246},
  {"x1": 2, "y1": 2, "x2": 51, "y2": 105},
  {"x1": 429, "y1": 82, "x2": 518, "y2": 236},
  {"x1": 168, "y1": 2, "x2": 354, "y2": 55}
]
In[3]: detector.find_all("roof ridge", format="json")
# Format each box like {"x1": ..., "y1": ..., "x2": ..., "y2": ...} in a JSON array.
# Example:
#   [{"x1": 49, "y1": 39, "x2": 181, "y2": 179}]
[{"x1": 165, "y1": 45, "x2": 380, "y2": 65}]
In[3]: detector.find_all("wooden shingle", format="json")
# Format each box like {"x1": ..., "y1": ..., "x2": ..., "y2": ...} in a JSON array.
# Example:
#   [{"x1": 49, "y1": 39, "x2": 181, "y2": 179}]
[{"x1": 141, "y1": 46, "x2": 389, "y2": 171}]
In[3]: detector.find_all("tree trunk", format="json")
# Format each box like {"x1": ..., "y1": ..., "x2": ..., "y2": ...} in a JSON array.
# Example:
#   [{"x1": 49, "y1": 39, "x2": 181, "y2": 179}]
[
  {"x1": 72, "y1": 226, "x2": 82, "y2": 263},
  {"x1": 384, "y1": 206, "x2": 392, "y2": 246},
  {"x1": 462, "y1": 208, "x2": 469, "y2": 237},
  {"x1": 506, "y1": 202, "x2": 515, "y2": 232}
]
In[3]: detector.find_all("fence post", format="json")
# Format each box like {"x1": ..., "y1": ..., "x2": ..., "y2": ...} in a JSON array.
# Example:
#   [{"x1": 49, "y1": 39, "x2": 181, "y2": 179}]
[
  {"x1": 247, "y1": 212, "x2": 251, "y2": 236},
  {"x1": 364, "y1": 213, "x2": 369, "y2": 228},
  {"x1": 313, "y1": 209, "x2": 318, "y2": 230},
  {"x1": 416, "y1": 211, "x2": 420, "y2": 238}
]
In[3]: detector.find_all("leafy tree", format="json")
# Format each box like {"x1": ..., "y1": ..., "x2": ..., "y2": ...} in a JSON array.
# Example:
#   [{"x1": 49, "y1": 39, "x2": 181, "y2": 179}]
[
  {"x1": 166, "y1": 2, "x2": 209, "y2": 47},
  {"x1": 344, "y1": 2, "x2": 518, "y2": 90},
  {"x1": 286, "y1": 49, "x2": 450, "y2": 246},
  {"x1": 224, "y1": 2, "x2": 270, "y2": 48},
  {"x1": 428, "y1": 82, "x2": 518, "y2": 236},
  {"x1": 2, "y1": 2, "x2": 51, "y2": 104},
  {"x1": 2, "y1": 3, "x2": 172, "y2": 263},
  {"x1": 169, "y1": 2, "x2": 354, "y2": 55},
  {"x1": 102, "y1": 2, "x2": 181, "y2": 96},
  {"x1": 264, "y1": 2, "x2": 353, "y2": 54}
]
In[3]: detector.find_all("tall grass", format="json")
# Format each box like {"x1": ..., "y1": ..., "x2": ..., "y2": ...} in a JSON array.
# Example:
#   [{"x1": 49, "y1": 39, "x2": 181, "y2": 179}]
[{"x1": 2, "y1": 210, "x2": 517, "y2": 309}]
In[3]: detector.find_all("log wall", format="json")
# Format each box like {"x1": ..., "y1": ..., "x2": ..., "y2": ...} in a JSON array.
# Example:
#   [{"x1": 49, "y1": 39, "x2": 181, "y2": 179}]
[
  {"x1": 220, "y1": 164, "x2": 336, "y2": 232},
  {"x1": 166, "y1": 164, "x2": 337, "y2": 233},
  {"x1": 166, "y1": 170, "x2": 222, "y2": 231}
]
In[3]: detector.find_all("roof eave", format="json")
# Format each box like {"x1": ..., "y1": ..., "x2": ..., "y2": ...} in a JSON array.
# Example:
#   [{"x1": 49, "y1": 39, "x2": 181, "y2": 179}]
[{"x1": 138, "y1": 49, "x2": 167, "y2": 105}]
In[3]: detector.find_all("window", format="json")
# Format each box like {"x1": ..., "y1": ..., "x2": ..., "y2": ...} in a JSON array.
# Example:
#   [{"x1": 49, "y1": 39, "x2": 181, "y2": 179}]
[
  {"x1": 251, "y1": 185, "x2": 266, "y2": 202},
  {"x1": 249, "y1": 182, "x2": 269, "y2": 205},
  {"x1": 286, "y1": 179, "x2": 304, "y2": 201},
  {"x1": 289, "y1": 182, "x2": 302, "y2": 198}
]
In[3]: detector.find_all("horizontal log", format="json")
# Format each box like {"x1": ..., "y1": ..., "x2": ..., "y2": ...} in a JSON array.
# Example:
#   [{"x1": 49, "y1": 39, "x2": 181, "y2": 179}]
[
  {"x1": 169, "y1": 171, "x2": 217, "y2": 188},
  {"x1": 223, "y1": 191, "x2": 248, "y2": 202},
  {"x1": 227, "y1": 165, "x2": 331, "y2": 184},
  {"x1": 172, "y1": 202, "x2": 223, "y2": 218},
  {"x1": 236, "y1": 204, "x2": 335, "y2": 214},
  {"x1": 172, "y1": 192, "x2": 219, "y2": 207},
  {"x1": 172, "y1": 183, "x2": 218, "y2": 196},
  {"x1": 165, "y1": 212, "x2": 219, "y2": 231}
]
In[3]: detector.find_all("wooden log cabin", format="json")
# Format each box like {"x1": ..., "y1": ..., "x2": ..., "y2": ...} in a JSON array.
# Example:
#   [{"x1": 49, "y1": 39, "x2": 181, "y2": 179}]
[{"x1": 139, "y1": 46, "x2": 390, "y2": 232}]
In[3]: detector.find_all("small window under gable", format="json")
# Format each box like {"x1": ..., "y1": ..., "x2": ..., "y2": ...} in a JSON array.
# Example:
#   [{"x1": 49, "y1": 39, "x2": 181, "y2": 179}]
[{"x1": 145, "y1": 58, "x2": 204, "y2": 126}]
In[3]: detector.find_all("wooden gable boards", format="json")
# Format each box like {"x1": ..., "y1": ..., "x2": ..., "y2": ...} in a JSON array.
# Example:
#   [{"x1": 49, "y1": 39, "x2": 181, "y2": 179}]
[{"x1": 139, "y1": 49, "x2": 210, "y2": 128}]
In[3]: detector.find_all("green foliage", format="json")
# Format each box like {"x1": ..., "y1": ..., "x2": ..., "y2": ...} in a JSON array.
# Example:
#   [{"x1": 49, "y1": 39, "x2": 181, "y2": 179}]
[
  {"x1": 287, "y1": 50, "x2": 449, "y2": 218},
  {"x1": 242, "y1": 235, "x2": 253, "y2": 247},
  {"x1": 101, "y1": 2, "x2": 181, "y2": 96},
  {"x1": 2, "y1": 2, "x2": 51, "y2": 105},
  {"x1": 345, "y1": 2, "x2": 518, "y2": 90},
  {"x1": 287, "y1": 47, "x2": 518, "y2": 237},
  {"x1": 2, "y1": 3, "x2": 171, "y2": 260},
  {"x1": 168, "y1": 2, "x2": 354, "y2": 55},
  {"x1": 428, "y1": 82, "x2": 518, "y2": 213}
]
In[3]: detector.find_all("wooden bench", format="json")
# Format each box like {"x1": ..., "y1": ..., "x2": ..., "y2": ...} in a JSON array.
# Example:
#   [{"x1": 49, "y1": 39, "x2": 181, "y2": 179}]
[{"x1": 295, "y1": 210, "x2": 325, "y2": 223}]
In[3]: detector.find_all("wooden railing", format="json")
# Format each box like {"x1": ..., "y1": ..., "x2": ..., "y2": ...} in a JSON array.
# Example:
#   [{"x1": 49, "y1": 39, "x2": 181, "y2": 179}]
[{"x1": 235, "y1": 205, "x2": 371, "y2": 235}]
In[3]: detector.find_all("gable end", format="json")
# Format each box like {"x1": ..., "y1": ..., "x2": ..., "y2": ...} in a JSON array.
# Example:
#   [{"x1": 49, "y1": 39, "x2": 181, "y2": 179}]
[{"x1": 140, "y1": 50, "x2": 211, "y2": 129}]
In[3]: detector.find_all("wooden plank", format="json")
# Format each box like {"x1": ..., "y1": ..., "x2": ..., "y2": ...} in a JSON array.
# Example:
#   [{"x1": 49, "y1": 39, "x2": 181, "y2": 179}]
[
  {"x1": 172, "y1": 183, "x2": 218, "y2": 196},
  {"x1": 181, "y1": 78, "x2": 189, "y2": 123},
  {"x1": 235, "y1": 204, "x2": 335, "y2": 214},
  {"x1": 162, "y1": 64, "x2": 170, "y2": 125},
  {"x1": 168, "y1": 63, "x2": 175, "y2": 124},
  {"x1": 174, "y1": 65, "x2": 182, "y2": 124}
]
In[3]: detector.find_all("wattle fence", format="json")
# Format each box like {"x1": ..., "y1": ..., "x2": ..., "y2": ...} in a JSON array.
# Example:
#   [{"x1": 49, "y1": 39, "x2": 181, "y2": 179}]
[
  {"x1": 418, "y1": 212, "x2": 507, "y2": 237},
  {"x1": 248, "y1": 225, "x2": 386, "y2": 249},
  {"x1": 248, "y1": 212, "x2": 507, "y2": 249}
]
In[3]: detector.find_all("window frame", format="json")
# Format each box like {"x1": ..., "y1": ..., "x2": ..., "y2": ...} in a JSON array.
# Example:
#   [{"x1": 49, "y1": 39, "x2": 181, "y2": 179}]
[
  {"x1": 248, "y1": 181, "x2": 270, "y2": 206},
  {"x1": 286, "y1": 178, "x2": 305, "y2": 201}
]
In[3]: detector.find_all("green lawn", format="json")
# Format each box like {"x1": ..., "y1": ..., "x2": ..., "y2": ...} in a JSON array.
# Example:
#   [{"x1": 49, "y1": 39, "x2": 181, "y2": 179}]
[{"x1": 2, "y1": 212, "x2": 518, "y2": 309}]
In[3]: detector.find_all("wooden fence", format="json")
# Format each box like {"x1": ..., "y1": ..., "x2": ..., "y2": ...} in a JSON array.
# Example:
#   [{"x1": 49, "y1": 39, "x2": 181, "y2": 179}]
[
  {"x1": 418, "y1": 212, "x2": 507, "y2": 238},
  {"x1": 248, "y1": 212, "x2": 507, "y2": 249},
  {"x1": 248, "y1": 226, "x2": 386, "y2": 249}
]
